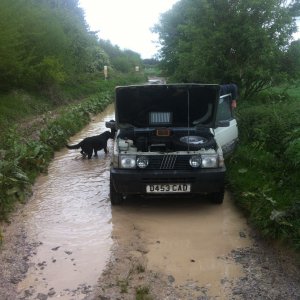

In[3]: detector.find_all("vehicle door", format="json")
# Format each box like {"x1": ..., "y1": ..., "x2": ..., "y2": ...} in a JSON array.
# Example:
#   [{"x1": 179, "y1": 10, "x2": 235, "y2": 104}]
[{"x1": 213, "y1": 93, "x2": 238, "y2": 156}]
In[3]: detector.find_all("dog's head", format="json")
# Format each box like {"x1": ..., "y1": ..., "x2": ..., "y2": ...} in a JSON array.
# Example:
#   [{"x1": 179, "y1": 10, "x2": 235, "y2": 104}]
[
  {"x1": 105, "y1": 120, "x2": 117, "y2": 139},
  {"x1": 110, "y1": 127, "x2": 116, "y2": 139}
]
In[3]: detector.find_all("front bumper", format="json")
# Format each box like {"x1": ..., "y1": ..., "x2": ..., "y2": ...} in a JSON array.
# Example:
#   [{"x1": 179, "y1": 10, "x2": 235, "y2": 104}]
[{"x1": 110, "y1": 167, "x2": 226, "y2": 195}]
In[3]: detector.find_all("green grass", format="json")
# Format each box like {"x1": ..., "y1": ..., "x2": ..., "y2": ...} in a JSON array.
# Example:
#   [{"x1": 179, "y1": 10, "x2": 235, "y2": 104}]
[
  {"x1": 270, "y1": 81, "x2": 300, "y2": 99},
  {"x1": 0, "y1": 71, "x2": 145, "y2": 126},
  {"x1": 0, "y1": 91, "x2": 51, "y2": 125},
  {"x1": 144, "y1": 65, "x2": 162, "y2": 77},
  {"x1": 286, "y1": 85, "x2": 300, "y2": 98},
  {"x1": 136, "y1": 286, "x2": 152, "y2": 300}
]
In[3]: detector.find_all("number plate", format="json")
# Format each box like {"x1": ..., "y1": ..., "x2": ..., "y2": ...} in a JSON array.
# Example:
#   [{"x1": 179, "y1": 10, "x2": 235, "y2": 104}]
[{"x1": 146, "y1": 184, "x2": 191, "y2": 193}]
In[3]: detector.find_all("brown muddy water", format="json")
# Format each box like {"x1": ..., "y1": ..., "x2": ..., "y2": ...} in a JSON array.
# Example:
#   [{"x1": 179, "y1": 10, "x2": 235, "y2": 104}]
[
  {"x1": 15, "y1": 104, "x2": 254, "y2": 299},
  {"x1": 17, "y1": 105, "x2": 115, "y2": 299},
  {"x1": 110, "y1": 193, "x2": 252, "y2": 299}
]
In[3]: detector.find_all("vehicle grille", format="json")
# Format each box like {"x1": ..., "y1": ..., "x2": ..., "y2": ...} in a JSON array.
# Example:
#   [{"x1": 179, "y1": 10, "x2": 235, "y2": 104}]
[
  {"x1": 142, "y1": 177, "x2": 195, "y2": 183},
  {"x1": 147, "y1": 154, "x2": 192, "y2": 170}
]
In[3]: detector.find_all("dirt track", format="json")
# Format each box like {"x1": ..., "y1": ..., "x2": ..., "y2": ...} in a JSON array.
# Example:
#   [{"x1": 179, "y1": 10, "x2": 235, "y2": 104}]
[
  {"x1": 87, "y1": 195, "x2": 300, "y2": 300},
  {"x1": 0, "y1": 105, "x2": 299, "y2": 300}
]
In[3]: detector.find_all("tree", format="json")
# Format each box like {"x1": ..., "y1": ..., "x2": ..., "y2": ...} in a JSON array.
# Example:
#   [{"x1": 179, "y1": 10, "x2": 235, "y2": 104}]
[
  {"x1": 0, "y1": 0, "x2": 108, "y2": 93},
  {"x1": 0, "y1": 1, "x2": 25, "y2": 90},
  {"x1": 280, "y1": 39, "x2": 300, "y2": 79},
  {"x1": 154, "y1": 0, "x2": 300, "y2": 99},
  {"x1": 99, "y1": 39, "x2": 142, "y2": 73}
]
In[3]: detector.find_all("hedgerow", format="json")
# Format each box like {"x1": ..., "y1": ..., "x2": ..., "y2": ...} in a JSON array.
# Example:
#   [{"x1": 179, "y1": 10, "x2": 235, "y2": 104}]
[{"x1": 227, "y1": 91, "x2": 300, "y2": 249}]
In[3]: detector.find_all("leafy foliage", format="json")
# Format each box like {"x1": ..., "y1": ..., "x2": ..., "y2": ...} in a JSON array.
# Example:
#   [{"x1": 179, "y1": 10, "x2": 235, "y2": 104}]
[
  {"x1": 284, "y1": 129, "x2": 300, "y2": 167},
  {"x1": 154, "y1": 0, "x2": 300, "y2": 98},
  {"x1": 0, "y1": 0, "x2": 145, "y2": 107},
  {"x1": 99, "y1": 40, "x2": 142, "y2": 73},
  {"x1": 0, "y1": 128, "x2": 31, "y2": 220},
  {"x1": 281, "y1": 40, "x2": 300, "y2": 79},
  {"x1": 227, "y1": 90, "x2": 300, "y2": 249},
  {"x1": 0, "y1": 0, "x2": 135, "y2": 95}
]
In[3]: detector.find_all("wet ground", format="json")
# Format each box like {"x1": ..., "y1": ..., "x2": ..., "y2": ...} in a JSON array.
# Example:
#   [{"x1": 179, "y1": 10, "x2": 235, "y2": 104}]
[
  {"x1": 101, "y1": 194, "x2": 252, "y2": 299},
  {"x1": 89, "y1": 194, "x2": 300, "y2": 300},
  {"x1": 1, "y1": 104, "x2": 300, "y2": 300},
  {"x1": 16, "y1": 105, "x2": 115, "y2": 299}
]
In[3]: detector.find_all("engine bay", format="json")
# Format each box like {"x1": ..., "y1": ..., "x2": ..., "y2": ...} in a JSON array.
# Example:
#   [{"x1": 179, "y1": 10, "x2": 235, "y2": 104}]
[{"x1": 116, "y1": 127, "x2": 217, "y2": 153}]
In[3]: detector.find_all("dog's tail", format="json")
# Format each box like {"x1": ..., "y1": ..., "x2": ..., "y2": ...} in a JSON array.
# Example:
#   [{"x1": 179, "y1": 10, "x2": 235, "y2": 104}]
[{"x1": 66, "y1": 142, "x2": 81, "y2": 149}]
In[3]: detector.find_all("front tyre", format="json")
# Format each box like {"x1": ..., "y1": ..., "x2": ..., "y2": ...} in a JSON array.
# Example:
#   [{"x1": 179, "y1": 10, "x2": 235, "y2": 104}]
[
  {"x1": 110, "y1": 179, "x2": 123, "y2": 205},
  {"x1": 210, "y1": 188, "x2": 224, "y2": 204}
]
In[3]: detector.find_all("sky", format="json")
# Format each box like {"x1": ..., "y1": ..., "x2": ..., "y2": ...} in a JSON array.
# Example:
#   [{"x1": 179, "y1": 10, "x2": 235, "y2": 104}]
[
  {"x1": 78, "y1": 0, "x2": 179, "y2": 59},
  {"x1": 79, "y1": 0, "x2": 300, "y2": 59}
]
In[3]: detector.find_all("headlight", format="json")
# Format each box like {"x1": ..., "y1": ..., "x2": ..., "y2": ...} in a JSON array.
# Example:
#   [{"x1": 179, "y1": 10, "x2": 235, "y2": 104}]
[
  {"x1": 201, "y1": 154, "x2": 218, "y2": 168},
  {"x1": 189, "y1": 155, "x2": 202, "y2": 168},
  {"x1": 120, "y1": 155, "x2": 136, "y2": 168},
  {"x1": 137, "y1": 156, "x2": 149, "y2": 168}
]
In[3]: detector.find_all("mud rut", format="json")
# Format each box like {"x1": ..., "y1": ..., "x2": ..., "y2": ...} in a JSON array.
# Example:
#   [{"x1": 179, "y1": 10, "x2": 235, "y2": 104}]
[{"x1": 1, "y1": 104, "x2": 299, "y2": 300}]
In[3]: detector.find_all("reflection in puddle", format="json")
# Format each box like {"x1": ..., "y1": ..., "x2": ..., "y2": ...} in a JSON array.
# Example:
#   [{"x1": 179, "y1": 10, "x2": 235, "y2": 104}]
[{"x1": 18, "y1": 105, "x2": 115, "y2": 299}]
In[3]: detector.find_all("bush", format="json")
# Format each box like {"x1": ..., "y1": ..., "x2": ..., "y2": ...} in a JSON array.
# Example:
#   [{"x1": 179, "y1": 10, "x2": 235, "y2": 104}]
[
  {"x1": 227, "y1": 91, "x2": 300, "y2": 249},
  {"x1": 236, "y1": 100, "x2": 300, "y2": 155},
  {"x1": 284, "y1": 129, "x2": 300, "y2": 167}
]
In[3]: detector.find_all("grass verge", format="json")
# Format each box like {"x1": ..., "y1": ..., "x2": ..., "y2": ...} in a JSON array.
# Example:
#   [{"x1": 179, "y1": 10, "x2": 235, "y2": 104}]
[{"x1": 227, "y1": 87, "x2": 300, "y2": 250}]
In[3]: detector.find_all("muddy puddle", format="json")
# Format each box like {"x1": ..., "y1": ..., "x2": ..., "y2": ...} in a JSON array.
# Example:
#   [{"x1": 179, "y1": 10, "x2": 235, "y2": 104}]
[
  {"x1": 110, "y1": 194, "x2": 252, "y2": 299},
  {"x1": 17, "y1": 105, "x2": 115, "y2": 299}
]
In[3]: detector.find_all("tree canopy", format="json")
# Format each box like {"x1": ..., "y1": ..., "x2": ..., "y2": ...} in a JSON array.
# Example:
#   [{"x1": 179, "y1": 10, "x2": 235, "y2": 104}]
[
  {"x1": 99, "y1": 39, "x2": 142, "y2": 73},
  {"x1": 0, "y1": 0, "x2": 143, "y2": 94},
  {"x1": 154, "y1": 0, "x2": 300, "y2": 98}
]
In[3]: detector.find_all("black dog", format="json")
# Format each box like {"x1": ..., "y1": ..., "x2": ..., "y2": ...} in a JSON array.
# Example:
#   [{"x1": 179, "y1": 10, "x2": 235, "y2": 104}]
[{"x1": 66, "y1": 129, "x2": 115, "y2": 159}]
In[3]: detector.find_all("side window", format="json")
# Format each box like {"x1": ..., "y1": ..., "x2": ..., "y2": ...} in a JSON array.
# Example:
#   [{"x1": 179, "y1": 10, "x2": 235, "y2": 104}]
[{"x1": 216, "y1": 94, "x2": 233, "y2": 122}]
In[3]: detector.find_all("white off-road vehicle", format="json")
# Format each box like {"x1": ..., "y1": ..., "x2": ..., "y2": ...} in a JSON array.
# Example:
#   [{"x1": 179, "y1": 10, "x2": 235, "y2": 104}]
[{"x1": 107, "y1": 83, "x2": 238, "y2": 205}]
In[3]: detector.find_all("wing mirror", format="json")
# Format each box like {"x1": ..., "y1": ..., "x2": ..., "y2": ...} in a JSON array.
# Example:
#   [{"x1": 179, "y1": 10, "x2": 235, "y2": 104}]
[{"x1": 217, "y1": 120, "x2": 230, "y2": 127}]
